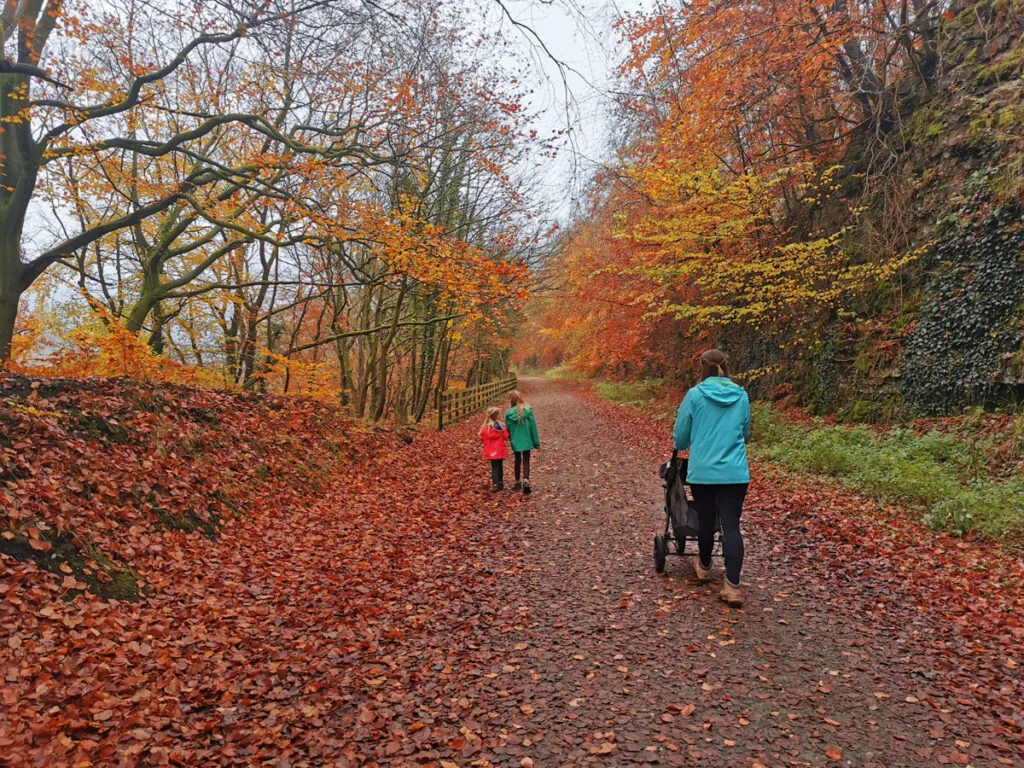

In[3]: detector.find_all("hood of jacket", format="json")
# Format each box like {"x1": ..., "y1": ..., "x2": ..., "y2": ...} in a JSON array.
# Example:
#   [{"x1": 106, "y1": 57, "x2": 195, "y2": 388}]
[
  {"x1": 505, "y1": 406, "x2": 533, "y2": 424},
  {"x1": 696, "y1": 377, "x2": 746, "y2": 406}
]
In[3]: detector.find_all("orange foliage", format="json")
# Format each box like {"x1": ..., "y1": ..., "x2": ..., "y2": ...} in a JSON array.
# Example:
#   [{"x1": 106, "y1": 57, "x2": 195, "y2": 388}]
[
  {"x1": 255, "y1": 350, "x2": 342, "y2": 403},
  {"x1": 538, "y1": 0, "x2": 941, "y2": 381},
  {"x1": 11, "y1": 305, "x2": 223, "y2": 389}
]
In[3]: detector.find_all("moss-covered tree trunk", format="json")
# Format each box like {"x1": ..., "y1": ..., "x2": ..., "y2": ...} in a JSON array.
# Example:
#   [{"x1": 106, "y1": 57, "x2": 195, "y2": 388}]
[
  {"x1": 0, "y1": 72, "x2": 39, "y2": 363},
  {"x1": 0, "y1": 254, "x2": 21, "y2": 363}
]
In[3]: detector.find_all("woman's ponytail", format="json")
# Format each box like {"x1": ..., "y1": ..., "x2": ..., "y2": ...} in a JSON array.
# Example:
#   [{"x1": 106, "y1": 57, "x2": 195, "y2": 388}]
[{"x1": 699, "y1": 349, "x2": 730, "y2": 381}]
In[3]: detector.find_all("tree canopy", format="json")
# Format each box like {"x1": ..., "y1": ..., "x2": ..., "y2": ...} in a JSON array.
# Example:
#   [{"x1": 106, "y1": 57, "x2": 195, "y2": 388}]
[{"x1": 4, "y1": 0, "x2": 558, "y2": 420}]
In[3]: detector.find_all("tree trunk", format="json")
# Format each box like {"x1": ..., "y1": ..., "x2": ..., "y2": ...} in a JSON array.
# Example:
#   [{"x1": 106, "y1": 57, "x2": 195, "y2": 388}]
[
  {"x1": 0, "y1": 72, "x2": 39, "y2": 363},
  {"x1": 125, "y1": 292, "x2": 156, "y2": 334},
  {"x1": 370, "y1": 284, "x2": 408, "y2": 421},
  {"x1": 0, "y1": 230, "x2": 29, "y2": 366},
  {"x1": 0, "y1": 272, "x2": 19, "y2": 364},
  {"x1": 224, "y1": 305, "x2": 241, "y2": 382},
  {"x1": 413, "y1": 320, "x2": 445, "y2": 422}
]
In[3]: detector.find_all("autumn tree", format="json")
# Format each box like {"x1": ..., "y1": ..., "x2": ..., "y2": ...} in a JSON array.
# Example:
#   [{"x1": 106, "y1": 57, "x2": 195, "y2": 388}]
[
  {"x1": 228, "y1": 6, "x2": 543, "y2": 416},
  {"x1": 0, "y1": 0, "x2": 409, "y2": 362},
  {"x1": 540, "y1": 0, "x2": 956, "y2": 386},
  {"x1": 13, "y1": 0, "x2": 547, "y2": 421}
]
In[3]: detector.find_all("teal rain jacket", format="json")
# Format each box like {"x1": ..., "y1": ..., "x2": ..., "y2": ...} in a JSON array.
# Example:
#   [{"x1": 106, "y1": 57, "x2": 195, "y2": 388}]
[{"x1": 673, "y1": 377, "x2": 751, "y2": 484}]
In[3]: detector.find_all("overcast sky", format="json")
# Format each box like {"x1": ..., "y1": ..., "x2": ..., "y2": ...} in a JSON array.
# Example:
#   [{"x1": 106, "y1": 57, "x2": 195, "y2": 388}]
[{"x1": 494, "y1": 0, "x2": 647, "y2": 222}]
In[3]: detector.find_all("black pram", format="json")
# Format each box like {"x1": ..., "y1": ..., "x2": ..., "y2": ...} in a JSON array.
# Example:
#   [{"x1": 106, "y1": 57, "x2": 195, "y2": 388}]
[{"x1": 654, "y1": 451, "x2": 722, "y2": 573}]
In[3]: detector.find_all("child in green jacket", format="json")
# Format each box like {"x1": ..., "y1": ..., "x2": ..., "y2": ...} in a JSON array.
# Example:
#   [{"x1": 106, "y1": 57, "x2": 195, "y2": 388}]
[{"x1": 505, "y1": 390, "x2": 540, "y2": 494}]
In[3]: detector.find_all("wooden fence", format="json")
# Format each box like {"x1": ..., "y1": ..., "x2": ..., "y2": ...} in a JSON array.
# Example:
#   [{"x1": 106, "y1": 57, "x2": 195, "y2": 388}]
[{"x1": 436, "y1": 375, "x2": 518, "y2": 430}]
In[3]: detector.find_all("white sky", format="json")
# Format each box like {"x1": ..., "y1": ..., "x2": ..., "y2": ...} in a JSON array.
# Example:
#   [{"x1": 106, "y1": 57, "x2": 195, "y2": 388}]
[{"x1": 495, "y1": 0, "x2": 647, "y2": 222}]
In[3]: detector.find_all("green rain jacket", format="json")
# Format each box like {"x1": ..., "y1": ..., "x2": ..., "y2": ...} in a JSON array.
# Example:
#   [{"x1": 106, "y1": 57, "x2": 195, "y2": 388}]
[{"x1": 504, "y1": 406, "x2": 540, "y2": 452}]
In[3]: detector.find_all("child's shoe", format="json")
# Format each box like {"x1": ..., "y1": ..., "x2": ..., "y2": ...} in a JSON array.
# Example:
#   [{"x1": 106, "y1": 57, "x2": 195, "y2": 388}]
[
  {"x1": 719, "y1": 577, "x2": 743, "y2": 608},
  {"x1": 522, "y1": 480, "x2": 531, "y2": 494},
  {"x1": 491, "y1": 484, "x2": 504, "y2": 492},
  {"x1": 513, "y1": 481, "x2": 522, "y2": 490},
  {"x1": 692, "y1": 556, "x2": 713, "y2": 582}
]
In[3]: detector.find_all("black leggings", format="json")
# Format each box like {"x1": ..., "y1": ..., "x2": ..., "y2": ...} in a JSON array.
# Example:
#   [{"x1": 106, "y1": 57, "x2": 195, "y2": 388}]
[
  {"x1": 689, "y1": 483, "x2": 748, "y2": 585},
  {"x1": 514, "y1": 451, "x2": 531, "y2": 481},
  {"x1": 490, "y1": 459, "x2": 504, "y2": 488}
]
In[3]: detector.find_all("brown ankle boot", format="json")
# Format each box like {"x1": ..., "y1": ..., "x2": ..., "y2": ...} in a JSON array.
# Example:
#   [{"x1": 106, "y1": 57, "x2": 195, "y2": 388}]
[
  {"x1": 692, "y1": 556, "x2": 713, "y2": 582},
  {"x1": 719, "y1": 577, "x2": 743, "y2": 608}
]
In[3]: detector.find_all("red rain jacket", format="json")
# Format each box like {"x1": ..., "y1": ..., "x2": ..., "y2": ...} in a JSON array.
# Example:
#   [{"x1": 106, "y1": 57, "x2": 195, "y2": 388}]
[{"x1": 479, "y1": 422, "x2": 510, "y2": 460}]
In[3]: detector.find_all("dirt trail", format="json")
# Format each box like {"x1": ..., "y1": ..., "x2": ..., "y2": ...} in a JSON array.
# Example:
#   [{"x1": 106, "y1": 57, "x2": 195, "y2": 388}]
[{"x1": 448, "y1": 377, "x2": 1020, "y2": 768}]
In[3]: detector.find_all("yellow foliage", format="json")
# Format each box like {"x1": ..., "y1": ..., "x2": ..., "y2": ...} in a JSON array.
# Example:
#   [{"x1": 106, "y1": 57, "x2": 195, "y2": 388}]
[
  {"x1": 253, "y1": 349, "x2": 342, "y2": 403},
  {"x1": 614, "y1": 162, "x2": 920, "y2": 347}
]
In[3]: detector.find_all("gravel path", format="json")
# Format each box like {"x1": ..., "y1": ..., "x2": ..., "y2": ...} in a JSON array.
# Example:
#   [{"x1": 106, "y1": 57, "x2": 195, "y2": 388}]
[{"x1": 445, "y1": 377, "x2": 1019, "y2": 768}]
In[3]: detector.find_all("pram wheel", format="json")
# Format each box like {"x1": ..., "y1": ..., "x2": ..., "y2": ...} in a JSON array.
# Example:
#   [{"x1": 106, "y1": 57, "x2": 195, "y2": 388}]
[{"x1": 653, "y1": 534, "x2": 667, "y2": 573}]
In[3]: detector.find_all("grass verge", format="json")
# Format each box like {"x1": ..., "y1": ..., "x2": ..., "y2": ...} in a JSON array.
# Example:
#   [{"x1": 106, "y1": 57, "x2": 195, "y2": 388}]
[
  {"x1": 594, "y1": 378, "x2": 667, "y2": 406},
  {"x1": 542, "y1": 363, "x2": 588, "y2": 380},
  {"x1": 751, "y1": 403, "x2": 1024, "y2": 539}
]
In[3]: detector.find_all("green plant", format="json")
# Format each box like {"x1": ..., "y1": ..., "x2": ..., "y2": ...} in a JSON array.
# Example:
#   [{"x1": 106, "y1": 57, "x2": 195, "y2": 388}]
[
  {"x1": 751, "y1": 403, "x2": 1024, "y2": 539},
  {"x1": 846, "y1": 399, "x2": 882, "y2": 423},
  {"x1": 901, "y1": 197, "x2": 1024, "y2": 415},
  {"x1": 0, "y1": 529, "x2": 142, "y2": 601},
  {"x1": 594, "y1": 379, "x2": 666, "y2": 405},
  {"x1": 545, "y1": 363, "x2": 586, "y2": 380}
]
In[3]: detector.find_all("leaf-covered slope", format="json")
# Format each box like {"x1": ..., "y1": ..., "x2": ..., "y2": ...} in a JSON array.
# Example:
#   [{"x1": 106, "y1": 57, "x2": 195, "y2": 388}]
[
  {"x1": 0, "y1": 373, "x2": 360, "y2": 597},
  {"x1": 0, "y1": 374, "x2": 504, "y2": 765}
]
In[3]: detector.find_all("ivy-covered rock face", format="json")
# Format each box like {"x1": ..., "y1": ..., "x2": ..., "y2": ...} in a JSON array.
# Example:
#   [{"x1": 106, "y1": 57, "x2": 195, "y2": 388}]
[{"x1": 902, "y1": 201, "x2": 1024, "y2": 414}]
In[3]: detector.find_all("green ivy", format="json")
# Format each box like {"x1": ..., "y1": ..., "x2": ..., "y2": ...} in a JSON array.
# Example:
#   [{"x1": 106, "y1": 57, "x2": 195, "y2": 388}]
[
  {"x1": 902, "y1": 197, "x2": 1024, "y2": 414},
  {"x1": 808, "y1": 336, "x2": 839, "y2": 414}
]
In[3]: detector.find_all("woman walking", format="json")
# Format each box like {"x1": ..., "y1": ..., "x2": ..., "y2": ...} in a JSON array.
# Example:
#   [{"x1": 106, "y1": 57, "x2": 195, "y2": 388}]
[
  {"x1": 505, "y1": 390, "x2": 540, "y2": 494},
  {"x1": 673, "y1": 349, "x2": 751, "y2": 607}
]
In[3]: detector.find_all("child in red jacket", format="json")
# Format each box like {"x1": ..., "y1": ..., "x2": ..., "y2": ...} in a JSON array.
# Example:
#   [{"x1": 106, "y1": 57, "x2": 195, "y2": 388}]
[{"x1": 480, "y1": 407, "x2": 510, "y2": 491}]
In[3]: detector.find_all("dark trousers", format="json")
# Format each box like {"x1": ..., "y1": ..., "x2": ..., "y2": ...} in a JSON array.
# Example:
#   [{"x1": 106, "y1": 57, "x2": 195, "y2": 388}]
[
  {"x1": 514, "y1": 451, "x2": 531, "y2": 481},
  {"x1": 690, "y1": 483, "x2": 748, "y2": 585},
  {"x1": 490, "y1": 459, "x2": 504, "y2": 488}
]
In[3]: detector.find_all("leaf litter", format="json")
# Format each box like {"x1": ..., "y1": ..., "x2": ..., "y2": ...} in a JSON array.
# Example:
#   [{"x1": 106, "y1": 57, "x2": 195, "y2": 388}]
[{"x1": 0, "y1": 374, "x2": 1021, "y2": 766}]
